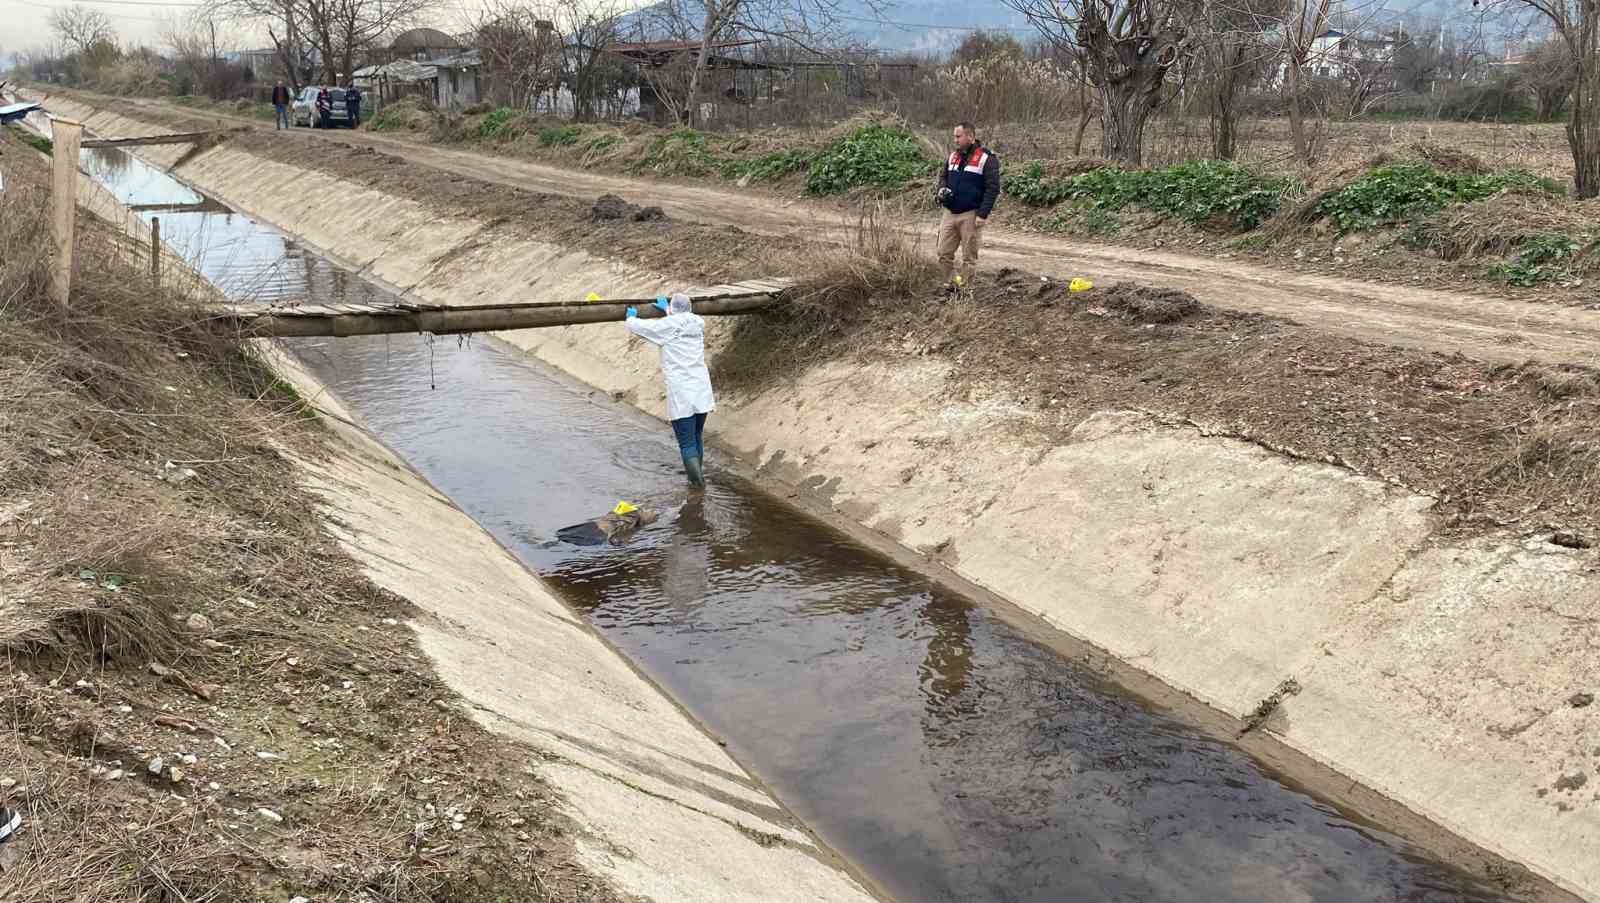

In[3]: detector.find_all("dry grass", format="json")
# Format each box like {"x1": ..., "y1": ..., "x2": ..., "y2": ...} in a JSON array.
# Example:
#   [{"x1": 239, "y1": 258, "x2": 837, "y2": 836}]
[
  {"x1": 1097, "y1": 283, "x2": 1206, "y2": 324},
  {"x1": 1417, "y1": 195, "x2": 1600, "y2": 261},
  {"x1": 0, "y1": 130, "x2": 624, "y2": 902},
  {"x1": 711, "y1": 205, "x2": 939, "y2": 389}
]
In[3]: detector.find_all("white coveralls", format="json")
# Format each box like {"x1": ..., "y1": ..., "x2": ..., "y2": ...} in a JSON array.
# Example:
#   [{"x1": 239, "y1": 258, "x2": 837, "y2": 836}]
[{"x1": 625, "y1": 312, "x2": 716, "y2": 421}]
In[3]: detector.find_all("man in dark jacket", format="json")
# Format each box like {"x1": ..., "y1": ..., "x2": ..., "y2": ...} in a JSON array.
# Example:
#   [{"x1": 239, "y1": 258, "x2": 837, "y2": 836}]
[
  {"x1": 935, "y1": 121, "x2": 1000, "y2": 289},
  {"x1": 345, "y1": 86, "x2": 361, "y2": 126},
  {"x1": 271, "y1": 81, "x2": 290, "y2": 130},
  {"x1": 315, "y1": 87, "x2": 332, "y2": 128}
]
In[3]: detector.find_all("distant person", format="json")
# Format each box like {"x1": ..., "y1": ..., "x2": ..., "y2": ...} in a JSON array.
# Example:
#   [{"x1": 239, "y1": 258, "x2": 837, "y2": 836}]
[
  {"x1": 345, "y1": 85, "x2": 361, "y2": 126},
  {"x1": 315, "y1": 87, "x2": 331, "y2": 128},
  {"x1": 271, "y1": 80, "x2": 290, "y2": 130},
  {"x1": 624, "y1": 293, "x2": 714, "y2": 487},
  {"x1": 935, "y1": 121, "x2": 1001, "y2": 291}
]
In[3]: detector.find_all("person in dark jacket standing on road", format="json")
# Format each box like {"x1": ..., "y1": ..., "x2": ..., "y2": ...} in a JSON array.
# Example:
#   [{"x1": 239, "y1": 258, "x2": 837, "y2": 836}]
[
  {"x1": 315, "y1": 87, "x2": 332, "y2": 128},
  {"x1": 935, "y1": 121, "x2": 1000, "y2": 290},
  {"x1": 271, "y1": 81, "x2": 290, "y2": 130},
  {"x1": 345, "y1": 85, "x2": 361, "y2": 126}
]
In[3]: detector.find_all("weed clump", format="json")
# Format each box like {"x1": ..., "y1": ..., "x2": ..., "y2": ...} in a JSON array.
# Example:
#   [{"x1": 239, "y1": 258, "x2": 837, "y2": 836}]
[
  {"x1": 1008, "y1": 160, "x2": 1296, "y2": 231},
  {"x1": 726, "y1": 148, "x2": 815, "y2": 183},
  {"x1": 477, "y1": 106, "x2": 524, "y2": 140},
  {"x1": 1491, "y1": 234, "x2": 1584, "y2": 286},
  {"x1": 538, "y1": 124, "x2": 583, "y2": 147},
  {"x1": 1099, "y1": 283, "x2": 1205, "y2": 323},
  {"x1": 804, "y1": 125, "x2": 929, "y2": 195},
  {"x1": 638, "y1": 128, "x2": 721, "y2": 176},
  {"x1": 1317, "y1": 163, "x2": 1563, "y2": 231},
  {"x1": 713, "y1": 208, "x2": 937, "y2": 387}
]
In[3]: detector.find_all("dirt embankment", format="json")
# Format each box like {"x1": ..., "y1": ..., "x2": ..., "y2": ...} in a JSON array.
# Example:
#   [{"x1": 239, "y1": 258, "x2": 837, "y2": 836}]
[{"x1": 0, "y1": 130, "x2": 621, "y2": 902}]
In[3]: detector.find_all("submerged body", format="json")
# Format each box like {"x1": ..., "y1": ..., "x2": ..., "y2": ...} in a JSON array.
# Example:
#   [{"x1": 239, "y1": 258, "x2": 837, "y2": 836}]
[{"x1": 556, "y1": 507, "x2": 660, "y2": 546}]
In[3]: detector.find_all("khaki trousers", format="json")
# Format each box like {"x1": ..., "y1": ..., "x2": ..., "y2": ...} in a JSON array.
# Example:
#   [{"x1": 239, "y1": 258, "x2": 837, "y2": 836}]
[{"x1": 937, "y1": 210, "x2": 982, "y2": 282}]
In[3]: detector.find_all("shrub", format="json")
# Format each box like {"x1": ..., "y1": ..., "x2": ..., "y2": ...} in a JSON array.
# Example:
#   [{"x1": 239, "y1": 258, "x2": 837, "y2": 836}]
[
  {"x1": 1491, "y1": 234, "x2": 1583, "y2": 286},
  {"x1": 538, "y1": 124, "x2": 582, "y2": 147},
  {"x1": 477, "y1": 106, "x2": 523, "y2": 140},
  {"x1": 726, "y1": 149, "x2": 815, "y2": 182},
  {"x1": 1008, "y1": 160, "x2": 1295, "y2": 231},
  {"x1": 580, "y1": 133, "x2": 622, "y2": 158},
  {"x1": 1318, "y1": 164, "x2": 1564, "y2": 231},
  {"x1": 805, "y1": 125, "x2": 929, "y2": 195},
  {"x1": 639, "y1": 128, "x2": 721, "y2": 176},
  {"x1": 8, "y1": 126, "x2": 51, "y2": 155}
]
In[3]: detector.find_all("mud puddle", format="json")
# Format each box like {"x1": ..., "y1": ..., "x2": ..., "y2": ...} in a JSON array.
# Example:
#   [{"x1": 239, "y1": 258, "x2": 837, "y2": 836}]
[{"x1": 76, "y1": 139, "x2": 1536, "y2": 903}]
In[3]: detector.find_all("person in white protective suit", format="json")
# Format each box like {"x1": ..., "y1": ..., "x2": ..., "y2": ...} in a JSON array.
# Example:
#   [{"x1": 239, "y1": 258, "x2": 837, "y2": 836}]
[{"x1": 624, "y1": 292, "x2": 715, "y2": 486}]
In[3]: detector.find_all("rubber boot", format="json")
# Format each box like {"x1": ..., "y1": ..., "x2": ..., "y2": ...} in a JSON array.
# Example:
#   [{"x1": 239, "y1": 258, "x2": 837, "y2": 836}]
[{"x1": 683, "y1": 454, "x2": 705, "y2": 487}]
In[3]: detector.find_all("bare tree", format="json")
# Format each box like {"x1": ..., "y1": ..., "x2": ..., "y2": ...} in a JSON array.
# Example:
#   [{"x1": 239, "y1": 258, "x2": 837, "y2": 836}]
[
  {"x1": 1193, "y1": 0, "x2": 1284, "y2": 159},
  {"x1": 161, "y1": 9, "x2": 238, "y2": 95},
  {"x1": 1486, "y1": 0, "x2": 1600, "y2": 196},
  {"x1": 465, "y1": 0, "x2": 562, "y2": 109},
  {"x1": 49, "y1": 5, "x2": 115, "y2": 55},
  {"x1": 1276, "y1": 0, "x2": 1334, "y2": 163},
  {"x1": 558, "y1": 0, "x2": 628, "y2": 120},
  {"x1": 1001, "y1": 0, "x2": 1190, "y2": 165},
  {"x1": 638, "y1": 0, "x2": 865, "y2": 127},
  {"x1": 218, "y1": 0, "x2": 428, "y2": 87},
  {"x1": 1523, "y1": 36, "x2": 1576, "y2": 121}
]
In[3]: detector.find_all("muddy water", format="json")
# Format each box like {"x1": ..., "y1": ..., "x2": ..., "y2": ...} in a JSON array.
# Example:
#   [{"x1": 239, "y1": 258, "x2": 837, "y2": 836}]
[{"x1": 78, "y1": 143, "x2": 1523, "y2": 903}]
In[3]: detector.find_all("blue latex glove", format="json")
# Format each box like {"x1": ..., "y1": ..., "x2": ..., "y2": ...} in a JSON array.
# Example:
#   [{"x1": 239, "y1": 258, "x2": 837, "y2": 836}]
[
  {"x1": 625, "y1": 306, "x2": 638, "y2": 318},
  {"x1": 654, "y1": 296, "x2": 670, "y2": 313}
]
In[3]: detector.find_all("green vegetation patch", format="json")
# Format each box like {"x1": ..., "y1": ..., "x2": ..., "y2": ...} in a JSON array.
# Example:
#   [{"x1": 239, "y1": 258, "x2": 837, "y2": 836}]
[
  {"x1": 366, "y1": 105, "x2": 406, "y2": 131},
  {"x1": 1491, "y1": 234, "x2": 1584, "y2": 286},
  {"x1": 477, "y1": 106, "x2": 524, "y2": 140},
  {"x1": 8, "y1": 126, "x2": 52, "y2": 155},
  {"x1": 726, "y1": 149, "x2": 815, "y2": 182},
  {"x1": 1008, "y1": 160, "x2": 1296, "y2": 231},
  {"x1": 804, "y1": 125, "x2": 929, "y2": 195},
  {"x1": 639, "y1": 128, "x2": 721, "y2": 176},
  {"x1": 1318, "y1": 163, "x2": 1563, "y2": 232},
  {"x1": 538, "y1": 124, "x2": 582, "y2": 147}
]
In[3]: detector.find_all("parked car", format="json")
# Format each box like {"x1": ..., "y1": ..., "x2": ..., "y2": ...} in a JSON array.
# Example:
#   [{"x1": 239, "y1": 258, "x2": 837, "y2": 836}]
[{"x1": 291, "y1": 86, "x2": 353, "y2": 128}]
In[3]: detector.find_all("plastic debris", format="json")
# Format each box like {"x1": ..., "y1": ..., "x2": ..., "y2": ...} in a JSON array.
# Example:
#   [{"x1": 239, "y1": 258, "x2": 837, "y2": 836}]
[{"x1": 1069, "y1": 278, "x2": 1094, "y2": 293}]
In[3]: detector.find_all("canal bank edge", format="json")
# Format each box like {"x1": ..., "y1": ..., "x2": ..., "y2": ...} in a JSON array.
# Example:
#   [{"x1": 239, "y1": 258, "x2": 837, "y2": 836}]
[
  {"x1": 40, "y1": 94, "x2": 1600, "y2": 901},
  {"x1": 36, "y1": 97, "x2": 885, "y2": 903}
]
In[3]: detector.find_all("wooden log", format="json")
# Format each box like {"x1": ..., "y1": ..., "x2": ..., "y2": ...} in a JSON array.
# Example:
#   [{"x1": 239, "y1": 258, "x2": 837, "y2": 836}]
[
  {"x1": 50, "y1": 119, "x2": 83, "y2": 307},
  {"x1": 227, "y1": 293, "x2": 780, "y2": 338},
  {"x1": 150, "y1": 216, "x2": 161, "y2": 289},
  {"x1": 80, "y1": 128, "x2": 247, "y2": 149}
]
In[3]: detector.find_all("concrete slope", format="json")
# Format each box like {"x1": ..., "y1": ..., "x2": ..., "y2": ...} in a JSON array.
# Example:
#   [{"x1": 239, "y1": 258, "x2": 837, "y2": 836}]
[{"x1": 64, "y1": 92, "x2": 1600, "y2": 368}]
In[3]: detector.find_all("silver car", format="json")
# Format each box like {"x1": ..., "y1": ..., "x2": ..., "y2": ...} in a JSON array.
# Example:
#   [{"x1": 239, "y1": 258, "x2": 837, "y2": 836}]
[{"x1": 291, "y1": 86, "x2": 354, "y2": 128}]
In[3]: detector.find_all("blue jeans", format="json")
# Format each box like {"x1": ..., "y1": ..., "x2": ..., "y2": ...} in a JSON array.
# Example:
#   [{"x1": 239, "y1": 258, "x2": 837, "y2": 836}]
[
  {"x1": 275, "y1": 104, "x2": 288, "y2": 129},
  {"x1": 671, "y1": 413, "x2": 707, "y2": 459}
]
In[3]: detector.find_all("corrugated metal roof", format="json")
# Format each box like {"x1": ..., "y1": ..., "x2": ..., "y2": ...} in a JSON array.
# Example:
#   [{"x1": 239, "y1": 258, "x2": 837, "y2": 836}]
[{"x1": 0, "y1": 102, "x2": 41, "y2": 125}]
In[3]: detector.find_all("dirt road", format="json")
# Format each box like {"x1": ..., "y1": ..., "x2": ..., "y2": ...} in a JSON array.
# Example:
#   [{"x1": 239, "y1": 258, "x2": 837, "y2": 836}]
[{"x1": 129, "y1": 96, "x2": 1600, "y2": 368}]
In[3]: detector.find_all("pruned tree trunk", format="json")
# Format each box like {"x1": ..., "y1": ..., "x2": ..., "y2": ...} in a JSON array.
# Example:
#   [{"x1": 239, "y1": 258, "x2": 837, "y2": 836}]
[
  {"x1": 1082, "y1": 22, "x2": 1179, "y2": 165},
  {"x1": 1098, "y1": 78, "x2": 1161, "y2": 164},
  {"x1": 1571, "y1": 57, "x2": 1600, "y2": 198},
  {"x1": 1285, "y1": 57, "x2": 1312, "y2": 164},
  {"x1": 1072, "y1": 56, "x2": 1094, "y2": 156},
  {"x1": 1207, "y1": 43, "x2": 1246, "y2": 160}
]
